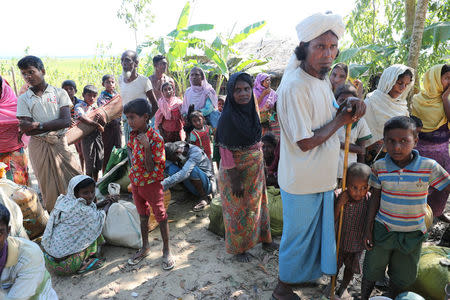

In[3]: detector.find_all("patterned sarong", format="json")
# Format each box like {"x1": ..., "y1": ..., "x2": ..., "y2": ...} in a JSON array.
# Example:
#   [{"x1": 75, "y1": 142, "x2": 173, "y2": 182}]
[{"x1": 219, "y1": 148, "x2": 272, "y2": 254}]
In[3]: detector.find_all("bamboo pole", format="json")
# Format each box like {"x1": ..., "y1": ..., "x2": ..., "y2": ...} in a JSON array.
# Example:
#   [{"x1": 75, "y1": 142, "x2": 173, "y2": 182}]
[
  {"x1": 10, "y1": 66, "x2": 18, "y2": 96},
  {"x1": 330, "y1": 123, "x2": 352, "y2": 299}
]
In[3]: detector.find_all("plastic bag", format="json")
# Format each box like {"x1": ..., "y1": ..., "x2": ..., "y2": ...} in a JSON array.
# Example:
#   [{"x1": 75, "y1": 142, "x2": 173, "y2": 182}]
[
  {"x1": 102, "y1": 200, "x2": 142, "y2": 249},
  {"x1": 267, "y1": 186, "x2": 283, "y2": 236}
]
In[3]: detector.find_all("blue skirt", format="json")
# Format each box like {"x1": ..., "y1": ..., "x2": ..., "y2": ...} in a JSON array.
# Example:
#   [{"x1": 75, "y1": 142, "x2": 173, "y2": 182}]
[{"x1": 278, "y1": 189, "x2": 337, "y2": 283}]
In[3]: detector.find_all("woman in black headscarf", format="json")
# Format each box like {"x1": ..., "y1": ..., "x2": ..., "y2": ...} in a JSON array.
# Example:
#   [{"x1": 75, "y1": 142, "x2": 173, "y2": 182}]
[{"x1": 216, "y1": 72, "x2": 277, "y2": 262}]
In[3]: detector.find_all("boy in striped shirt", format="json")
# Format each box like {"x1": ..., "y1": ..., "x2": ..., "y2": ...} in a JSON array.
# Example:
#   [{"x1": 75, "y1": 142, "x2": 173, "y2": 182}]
[{"x1": 361, "y1": 116, "x2": 450, "y2": 300}]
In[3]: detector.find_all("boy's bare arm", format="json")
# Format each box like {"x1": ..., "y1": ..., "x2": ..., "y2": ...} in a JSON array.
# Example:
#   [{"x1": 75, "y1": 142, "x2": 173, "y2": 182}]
[
  {"x1": 18, "y1": 106, "x2": 71, "y2": 135},
  {"x1": 340, "y1": 142, "x2": 365, "y2": 155},
  {"x1": 443, "y1": 184, "x2": 450, "y2": 193},
  {"x1": 363, "y1": 187, "x2": 381, "y2": 250},
  {"x1": 146, "y1": 90, "x2": 159, "y2": 119}
]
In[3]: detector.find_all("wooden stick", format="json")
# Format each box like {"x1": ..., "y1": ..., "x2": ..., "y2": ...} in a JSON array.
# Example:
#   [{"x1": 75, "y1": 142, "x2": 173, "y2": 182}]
[
  {"x1": 10, "y1": 66, "x2": 18, "y2": 96},
  {"x1": 330, "y1": 123, "x2": 352, "y2": 299}
]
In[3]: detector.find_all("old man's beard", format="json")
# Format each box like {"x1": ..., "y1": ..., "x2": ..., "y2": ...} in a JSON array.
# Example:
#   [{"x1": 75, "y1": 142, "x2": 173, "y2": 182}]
[
  {"x1": 319, "y1": 66, "x2": 331, "y2": 76},
  {"x1": 123, "y1": 71, "x2": 132, "y2": 80}
]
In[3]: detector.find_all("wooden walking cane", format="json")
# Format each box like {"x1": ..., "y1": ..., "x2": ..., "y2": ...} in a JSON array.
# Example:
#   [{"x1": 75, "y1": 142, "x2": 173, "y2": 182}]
[
  {"x1": 330, "y1": 122, "x2": 352, "y2": 299},
  {"x1": 10, "y1": 66, "x2": 19, "y2": 96}
]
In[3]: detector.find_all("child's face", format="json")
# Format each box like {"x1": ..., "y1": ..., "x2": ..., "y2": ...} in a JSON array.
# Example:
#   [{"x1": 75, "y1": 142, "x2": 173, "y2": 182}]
[
  {"x1": 63, "y1": 85, "x2": 76, "y2": 100},
  {"x1": 441, "y1": 71, "x2": 450, "y2": 91},
  {"x1": 388, "y1": 75, "x2": 411, "y2": 98},
  {"x1": 217, "y1": 99, "x2": 224, "y2": 112},
  {"x1": 83, "y1": 92, "x2": 97, "y2": 105},
  {"x1": 76, "y1": 184, "x2": 96, "y2": 205},
  {"x1": 162, "y1": 84, "x2": 174, "y2": 99},
  {"x1": 20, "y1": 66, "x2": 45, "y2": 87},
  {"x1": 191, "y1": 116, "x2": 204, "y2": 130},
  {"x1": 347, "y1": 176, "x2": 369, "y2": 201},
  {"x1": 384, "y1": 128, "x2": 418, "y2": 166},
  {"x1": 336, "y1": 92, "x2": 354, "y2": 106},
  {"x1": 330, "y1": 67, "x2": 346, "y2": 90},
  {"x1": 262, "y1": 141, "x2": 275, "y2": 163},
  {"x1": 103, "y1": 78, "x2": 115, "y2": 93},
  {"x1": 262, "y1": 77, "x2": 271, "y2": 89},
  {"x1": 125, "y1": 112, "x2": 148, "y2": 132}
]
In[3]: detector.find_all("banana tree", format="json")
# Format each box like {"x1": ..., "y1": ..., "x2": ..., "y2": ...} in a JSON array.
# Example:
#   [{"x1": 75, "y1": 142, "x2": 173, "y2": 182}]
[
  {"x1": 138, "y1": 1, "x2": 214, "y2": 95},
  {"x1": 204, "y1": 21, "x2": 269, "y2": 94}
]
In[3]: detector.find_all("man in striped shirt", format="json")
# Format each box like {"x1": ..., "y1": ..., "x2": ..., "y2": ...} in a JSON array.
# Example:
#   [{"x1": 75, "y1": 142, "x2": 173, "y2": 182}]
[{"x1": 361, "y1": 116, "x2": 450, "y2": 300}]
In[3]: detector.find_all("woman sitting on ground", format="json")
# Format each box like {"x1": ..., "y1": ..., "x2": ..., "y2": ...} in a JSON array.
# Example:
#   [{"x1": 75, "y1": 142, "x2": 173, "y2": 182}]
[
  {"x1": 181, "y1": 67, "x2": 220, "y2": 128},
  {"x1": 412, "y1": 64, "x2": 450, "y2": 222},
  {"x1": 363, "y1": 64, "x2": 414, "y2": 164},
  {"x1": 0, "y1": 203, "x2": 58, "y2": 299},
  {"x1": 216, "y1": 72, "x2": 278, "y2": 262},
  {"x1": 42, "y1": 175, "x2": 114, "y2": 275}
]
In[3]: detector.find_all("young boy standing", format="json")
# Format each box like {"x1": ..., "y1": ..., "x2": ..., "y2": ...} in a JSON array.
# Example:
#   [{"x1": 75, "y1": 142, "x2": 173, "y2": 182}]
[
  {"x1": 97, "y1": 75, "x2": 122, "y2": 172},
  {"x1": 16, "y1": 56, "x2": 81, "y2": 211},
  {"x1": 62, "y1": 79, "x2": 85, "y2": 171},
  {"x1": 124, "y1": 98, "x2": 174, "y2": 270},
  {"x1": 74, "y1": 85, "x2": 104, "y2": 181},
  {"x1": 362, "y1": 116, "x2": 450, "y2": 299}
]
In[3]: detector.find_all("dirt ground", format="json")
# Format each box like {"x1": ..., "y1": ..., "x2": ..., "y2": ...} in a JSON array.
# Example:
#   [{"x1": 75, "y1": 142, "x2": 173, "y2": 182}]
[{"x1": 46, "y1": 186, "x2": 448, "y2": 300}]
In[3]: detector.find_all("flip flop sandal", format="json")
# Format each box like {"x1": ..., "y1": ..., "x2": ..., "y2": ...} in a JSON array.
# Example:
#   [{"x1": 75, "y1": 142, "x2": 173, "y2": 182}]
[
  {"x1": 77, "y1": 258, "x2": 104, "y2": 274},
  {"x1": 193, "y1": 200, "x2": 208, "y2": 212},
  {"x1": 162, "y1": 256, "x2": 175, "y2": 270},
  {"x1": 127, "y1": 251, "x2": 149, "y2": 266}
]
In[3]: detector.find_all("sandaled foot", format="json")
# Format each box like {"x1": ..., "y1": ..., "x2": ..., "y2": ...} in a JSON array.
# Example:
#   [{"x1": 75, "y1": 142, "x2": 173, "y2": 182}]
[
  {"x1": 235, "y1": 252, "x2": 251, "y2": 263},
  {"x1": 272, "y1": 281, "x2": 301, "y2": 300},
  {"x1": 262, "y1": 241, "x2": 279, "y2": 252},
  {"x1": 438, "y1": 213, "x2": 450, "y2": 223},
  {"x1": 127, "y1": 247, "x2": 150, "y2": 266},
  {"x1": 162, "y1": 253, "x2": 175, "y2": 270},
  {"x1": 193, "y1": 199, "x2": 208, "y2": 212},
  {"x1": 77, "y1": 257, "x2": 104, "y2": 274}
]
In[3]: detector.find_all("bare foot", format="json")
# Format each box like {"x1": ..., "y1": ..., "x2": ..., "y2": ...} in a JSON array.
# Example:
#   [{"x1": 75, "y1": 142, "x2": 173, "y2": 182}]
[
  {"x1": 438, "y1": 213, "x2": 450, "y2": 223},
  {"x1": 262, "y1": 241, "x2": 279, "y2": 252},
  {"x1": 235, "y1": 252, "x2": 251, "y2": 262},
  {"x1": 272, "y1": 280, "x2": 301, "y2": 300}
]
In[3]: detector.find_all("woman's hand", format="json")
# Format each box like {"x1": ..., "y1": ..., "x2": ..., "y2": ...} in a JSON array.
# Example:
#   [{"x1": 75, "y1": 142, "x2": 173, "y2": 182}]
[{"x1": 443, "y1": 85, "x2": 450, "y2": 103}]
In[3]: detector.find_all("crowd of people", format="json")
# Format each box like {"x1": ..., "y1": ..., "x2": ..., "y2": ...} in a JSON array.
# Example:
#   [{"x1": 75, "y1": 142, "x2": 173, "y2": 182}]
[{"x1": 0, "y1": 11, "x2": 449, "y2": 300}]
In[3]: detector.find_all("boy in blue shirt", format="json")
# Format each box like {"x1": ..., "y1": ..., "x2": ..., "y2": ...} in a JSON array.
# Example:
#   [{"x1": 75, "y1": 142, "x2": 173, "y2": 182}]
[{"x1": 362, "y1": 116, "x2": 450, "y2": 299}]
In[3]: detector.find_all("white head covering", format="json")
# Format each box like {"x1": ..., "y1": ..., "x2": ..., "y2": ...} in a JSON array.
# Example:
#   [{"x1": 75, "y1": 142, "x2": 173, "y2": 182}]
[
  {"x1": 363, "y1": 64, "x2": 415, "y2": 146},
  {"x1": 296, "y1": 12, "x2": 345, "y2": 43},
  {"x1": 42, "y1": 175, "x2": 106, "y2": 258},
  {"x1": 278, "y1": 12, "x2": 345, "y2": 91}
]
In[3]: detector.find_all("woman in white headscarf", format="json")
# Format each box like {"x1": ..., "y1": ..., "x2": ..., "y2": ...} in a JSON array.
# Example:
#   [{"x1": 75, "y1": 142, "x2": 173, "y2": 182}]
[
  {"x1": 363, "y1": 64, "x2": 414, "y2": 163},
  {"x1": 42, "y1": 175, "x2": 114, "y2": 275}
]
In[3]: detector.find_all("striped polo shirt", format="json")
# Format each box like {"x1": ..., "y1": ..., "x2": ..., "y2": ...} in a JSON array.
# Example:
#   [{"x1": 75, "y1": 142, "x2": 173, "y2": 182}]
[{"x1": 369, "y1": 150, "x2": 450, "y2": 233}]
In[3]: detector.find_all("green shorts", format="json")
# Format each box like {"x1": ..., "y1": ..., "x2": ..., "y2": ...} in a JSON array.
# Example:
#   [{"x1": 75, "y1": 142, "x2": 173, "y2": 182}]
[{"x1": 363, "y1": 221, "x2": 426, "y2": 288}]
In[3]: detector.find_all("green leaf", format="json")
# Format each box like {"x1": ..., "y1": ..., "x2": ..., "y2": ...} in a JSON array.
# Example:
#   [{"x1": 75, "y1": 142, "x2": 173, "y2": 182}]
[
  {"x1": 228, "y1": 21, "x2": 266, "y2": 46},
  {"x1": 336, "y1": 47, "x2": 361, "y2": 62},
  {"x1": 233, "y1": 59, "x2": 267, "y2": 72},
  {"x1": 185, "y1": 24, "x2": 214, "y2": 33},
  {"x1": 211, "y1": 36, "x2": 224, "y2": 50},
  {"x1": 176, "y1": 1, "x2": 190, "y2": 31},
  {"x1": 204, "y1": 47, "x2": 228, "y2": 76},
  {"x1": 421, "y1": 22, "x2": 450, "y2": 50},
  {"x1": 349, "y1": 64, "x2": 370, "y2": 78}
]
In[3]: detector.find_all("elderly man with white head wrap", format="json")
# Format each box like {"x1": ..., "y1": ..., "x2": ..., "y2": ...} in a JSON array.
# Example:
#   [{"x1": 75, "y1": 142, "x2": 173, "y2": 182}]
[{"x1": 272, "y1": 12, "x2": 366, "y2": 299}]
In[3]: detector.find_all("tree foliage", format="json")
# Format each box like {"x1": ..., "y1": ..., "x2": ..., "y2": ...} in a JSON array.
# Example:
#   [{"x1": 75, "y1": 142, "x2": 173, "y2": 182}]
[
  {"x1": 338, "y1": 0, "x2": 449, "y2": 86},
  {"x1": 117, "y1": 0, "x2": 154, "y2": 50}
]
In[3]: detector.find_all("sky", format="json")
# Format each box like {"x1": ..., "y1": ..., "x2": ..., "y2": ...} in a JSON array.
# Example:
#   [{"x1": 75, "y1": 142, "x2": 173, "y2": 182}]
[{"x1": 1, "y1": 0, "x2": 356, "y2": 58}]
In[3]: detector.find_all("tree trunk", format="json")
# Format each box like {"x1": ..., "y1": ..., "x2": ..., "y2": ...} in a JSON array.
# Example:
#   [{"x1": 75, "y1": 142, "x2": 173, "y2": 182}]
[
  {"x1": 406, "y1": 0, "x2": 429, "y2": 108},
  {"x1": 404, "y1": 0, "x2": 416, "y2": 39}
]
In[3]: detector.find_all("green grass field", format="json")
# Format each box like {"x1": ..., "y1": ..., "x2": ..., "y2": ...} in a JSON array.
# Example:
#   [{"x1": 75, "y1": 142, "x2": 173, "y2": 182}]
[{"x1": 0, "y1": 57, "x2": 152, "y2": 98}]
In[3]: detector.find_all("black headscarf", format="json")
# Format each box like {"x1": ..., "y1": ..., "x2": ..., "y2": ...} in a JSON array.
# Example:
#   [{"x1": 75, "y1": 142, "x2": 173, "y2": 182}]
[{"x1": 215, "y1": 72, "x2": 262, "y2": 150}]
